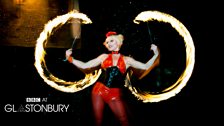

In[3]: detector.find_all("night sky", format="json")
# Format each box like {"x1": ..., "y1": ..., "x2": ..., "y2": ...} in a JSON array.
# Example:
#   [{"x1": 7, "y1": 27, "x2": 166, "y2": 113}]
[{"x1": 0, "y1": 0, "x2": 221, "y2": 125}]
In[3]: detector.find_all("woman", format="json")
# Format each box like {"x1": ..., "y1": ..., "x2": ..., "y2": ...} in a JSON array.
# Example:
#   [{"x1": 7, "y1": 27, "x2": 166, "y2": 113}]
[{"x1": 65, "y1": 31, "x2": 160, "y2": 126}]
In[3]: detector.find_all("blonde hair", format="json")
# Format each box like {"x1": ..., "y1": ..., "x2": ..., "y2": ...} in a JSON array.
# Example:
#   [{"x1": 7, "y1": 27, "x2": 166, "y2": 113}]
[{"x1": 104, "y1": 34, "x2": 124, "y2": 47}]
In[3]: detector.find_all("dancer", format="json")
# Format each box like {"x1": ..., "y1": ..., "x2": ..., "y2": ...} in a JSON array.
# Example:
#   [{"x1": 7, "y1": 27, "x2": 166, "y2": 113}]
[{"x1": 65, "y1": 31, "x2": 160, "y2": 126}]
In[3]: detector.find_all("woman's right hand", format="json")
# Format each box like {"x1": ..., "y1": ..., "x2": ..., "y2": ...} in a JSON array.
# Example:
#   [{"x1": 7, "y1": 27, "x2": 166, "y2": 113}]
[{"x1": 65, "y1": 48, "x2": 73, "y2": 59}]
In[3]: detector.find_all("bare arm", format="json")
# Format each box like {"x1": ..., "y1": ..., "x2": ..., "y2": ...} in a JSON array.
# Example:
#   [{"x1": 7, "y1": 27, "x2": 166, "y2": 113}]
[
  {"x1": 126, "y1": 44, "x2": 160, "y2": 70},
  {"x1": 65, "y1": 49, "x2": 106, "y2": 70}
]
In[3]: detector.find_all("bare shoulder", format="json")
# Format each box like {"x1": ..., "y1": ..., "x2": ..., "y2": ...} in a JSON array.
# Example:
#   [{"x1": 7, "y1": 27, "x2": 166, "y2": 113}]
[
  {"x1": 123, "y1": 55, "x2": 134, "y2": 60},
  {"x1": 123, "y1": 55, "x2": 135, "y2": 64},
  {"x1": 98, "y1": 53, "x2": 108, "y2": 60}
]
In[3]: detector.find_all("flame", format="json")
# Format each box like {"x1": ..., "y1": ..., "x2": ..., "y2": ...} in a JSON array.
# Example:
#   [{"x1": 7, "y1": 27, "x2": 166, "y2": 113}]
[
  {"x1": 34, "y1": 10, "x2": 195, "y2": 103},
  {"x1": 34, "y1": 10, "x2": 101, "y2": 93},
  {"x1": 125, "y1": 10, "x2": 195, "y2": 102}
]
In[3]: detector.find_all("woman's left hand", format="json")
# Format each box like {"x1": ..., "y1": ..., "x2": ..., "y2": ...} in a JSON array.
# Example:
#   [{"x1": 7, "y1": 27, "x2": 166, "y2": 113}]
[{"x1": 150, "y1": 44, "x2": 159, "y2": 55}]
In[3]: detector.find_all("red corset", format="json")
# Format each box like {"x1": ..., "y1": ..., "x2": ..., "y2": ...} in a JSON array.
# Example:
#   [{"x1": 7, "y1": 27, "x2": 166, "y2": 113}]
[{"x1": 101, "y1": 54, "x2": 126, "y2": 74}]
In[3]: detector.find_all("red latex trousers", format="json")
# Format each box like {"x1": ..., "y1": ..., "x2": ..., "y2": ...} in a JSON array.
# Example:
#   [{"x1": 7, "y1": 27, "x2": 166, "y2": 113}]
[{"x1": 92, "y1": 82, "x2": 129, "y2": 126}]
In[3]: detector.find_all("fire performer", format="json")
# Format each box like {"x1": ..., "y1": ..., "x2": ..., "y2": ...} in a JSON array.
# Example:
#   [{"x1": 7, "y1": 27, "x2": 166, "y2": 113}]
[{"x1": 65, "y1": 31, "x2": 160, "y2": 126}]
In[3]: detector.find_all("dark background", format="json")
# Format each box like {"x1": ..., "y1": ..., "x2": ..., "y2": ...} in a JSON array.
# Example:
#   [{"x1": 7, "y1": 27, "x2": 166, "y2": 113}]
[{"x1": 0, "y1": 0, "x2": 221, "y2": 125}]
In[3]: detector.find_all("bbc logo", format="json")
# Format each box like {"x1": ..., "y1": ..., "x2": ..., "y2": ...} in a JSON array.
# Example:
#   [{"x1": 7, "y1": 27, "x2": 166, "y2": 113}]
[{"x1": 26, "y1": 98, "x2": 41, "y2": 102}]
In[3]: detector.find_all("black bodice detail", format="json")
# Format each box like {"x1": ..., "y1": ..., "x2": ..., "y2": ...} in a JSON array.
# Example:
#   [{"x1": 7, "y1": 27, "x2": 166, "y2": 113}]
[{"x1": 98, "y1": 66, "x2": 126, "y2": 88}]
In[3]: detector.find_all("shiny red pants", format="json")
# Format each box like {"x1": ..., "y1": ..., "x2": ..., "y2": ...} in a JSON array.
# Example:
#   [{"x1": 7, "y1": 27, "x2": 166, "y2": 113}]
[{"x1": 92, "y1": 82, "x2": 129, "y2": 126}]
